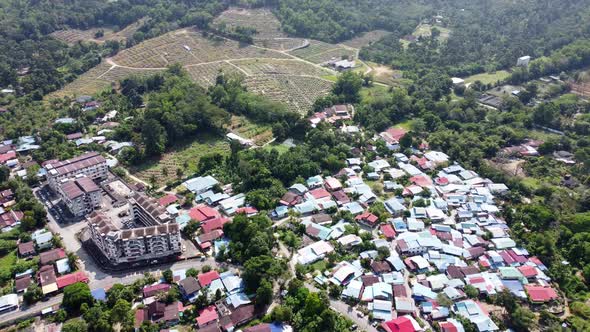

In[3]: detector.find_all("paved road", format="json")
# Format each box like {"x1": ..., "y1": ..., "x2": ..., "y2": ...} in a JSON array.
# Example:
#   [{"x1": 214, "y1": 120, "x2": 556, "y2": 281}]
[
  {"x1": 0, "y1": 294, "x2": 63, "y2": 326},
  {"x1": 305, "y1": 282, "x2": 378, "y2": 332}
]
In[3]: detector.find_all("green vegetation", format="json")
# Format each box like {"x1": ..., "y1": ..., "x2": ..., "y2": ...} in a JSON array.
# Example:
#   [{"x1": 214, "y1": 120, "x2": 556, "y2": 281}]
[{"x1": 464, "y1": 71, "x2": 510, "y2": 85}]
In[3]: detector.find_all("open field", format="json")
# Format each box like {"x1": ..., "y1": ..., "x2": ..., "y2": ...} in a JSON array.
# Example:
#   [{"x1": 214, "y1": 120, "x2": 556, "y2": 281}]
[
  {"x1": 465, "y1": 70, "x2": 510, "y2": 85},
  {"x1": 342, "y1": 30, "x2": 391, "y2": 49},
  {"x1": 244, "y1": 75, "x2": 332, "y2": 114},
  {"x1": 50, "y1": 19, "x2": 146, "y2": 45},
  {"x1": 130, "y1": 134, "x2": 230, "y2": 187},
  {"x1": 400, "y1": 23, "x2": 451, "y2": 48}
]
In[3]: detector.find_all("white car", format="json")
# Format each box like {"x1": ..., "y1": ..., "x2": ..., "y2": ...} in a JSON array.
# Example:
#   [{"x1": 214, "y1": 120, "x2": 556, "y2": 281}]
[{"x1": 182, "y1": 245, "x2": 186, "y2": 252}]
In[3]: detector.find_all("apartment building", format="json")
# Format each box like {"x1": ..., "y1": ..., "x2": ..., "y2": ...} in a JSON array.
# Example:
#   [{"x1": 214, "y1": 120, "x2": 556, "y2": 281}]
[
  {"x1": 86, "y1": 193, "x2": 180, "y2": 266},
  {"x1": 57, "y1": 176, "x2": 101, "y2": 217},
  {"x1": 46, "y1": 152, "x2": 108, "y2": 191}
]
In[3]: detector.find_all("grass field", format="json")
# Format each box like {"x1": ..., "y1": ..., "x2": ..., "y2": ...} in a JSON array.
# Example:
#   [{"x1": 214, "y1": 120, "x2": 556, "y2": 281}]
[
  {"x1": 289, "y1": 40, "x2": 356, "y2": 64},
  {"x1": 465, "y1": 70, "x2": 510, "y2": 85},
  {"x1": 0, "y1": 251, "x2": 16, "y2": 284},
  {"x1": 130, "y1": 134, "x2": 230, "y2": 186},
  {"x1": 263, "y1": 142, "x2": 291, "y2": 154}
]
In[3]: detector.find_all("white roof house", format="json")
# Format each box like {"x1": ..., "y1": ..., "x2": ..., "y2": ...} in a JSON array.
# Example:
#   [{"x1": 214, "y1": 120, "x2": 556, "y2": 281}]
[
  {"x1": 297, "y1": 241, "x2": 334, "y2": 265},
  {"x1": 184, "y1": 176, "x2": 219, "y2": 194}
]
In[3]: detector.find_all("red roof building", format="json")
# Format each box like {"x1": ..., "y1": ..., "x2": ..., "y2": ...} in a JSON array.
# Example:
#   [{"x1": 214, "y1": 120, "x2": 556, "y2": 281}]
[
  {"x1": 196, "y1": 305, "x2": 218, "y2": 327},
  {"x1": 56, "y1": 271, "x2": 89, "y2": 289},
  {"x1": 517, "y1": 265, "x2": 538, "y2": 278},
  {"x1": 381, "y1": 316, "x2": 416, "y2": 332},
  {"x1": 438, "y1": 321, "x2": 459, "y2": 332},
  {"x1": 201, "y1": 217, "x2": 229, "y2": 233},
  {"x1": 409, "y1": 175, "x2": 433, "y2": 187},
  {"x1": 189, "y1": 205, "x2": 220, "y2": 222},
  {"x1": 0, "y1": 151, "x2": 16, "y2": 164},
  {"x1": 309, "y1": 188, "x2": 331, "y2": 200},
  {"x1": 235, "y1": 207, "x2": 258, "y2": 215},
  {"x1": 525, "y1": 285, "x2": 558, "y2": 303},
  {"x1": 143, "y1": 283, "x2": 171, "y2": 298},
  {"x1": 158, "y1": 194, "x2": 178, "y2": 207},
  {"x1": 198, "y1": 271, "x2": 220, "y2": 288},
  {"x1": 380, "y1": 224, "x2": 396, "y2": 239},
  {"x1": 355, "y1": 212, "x2": 379, "y2": 227}
]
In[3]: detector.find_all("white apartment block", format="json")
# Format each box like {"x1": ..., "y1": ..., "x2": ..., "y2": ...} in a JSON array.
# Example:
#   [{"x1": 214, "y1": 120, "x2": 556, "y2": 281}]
[
  {"x1": 86, "y1": 193, "x2": 180, "y2": 266},
  {"x1": 57, "y1": 176, "x2": 101, "y2": 217}
]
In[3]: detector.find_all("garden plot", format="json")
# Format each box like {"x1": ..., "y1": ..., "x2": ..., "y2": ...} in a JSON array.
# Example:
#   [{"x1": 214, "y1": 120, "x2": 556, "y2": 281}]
[
  {"x1": 186, "y1": 62, "x2": 245, "y2": 88},
  {"x1": 341, "y1": 30, "x2": 391, "y2": 49},
  {"x1": 289, "y1": 41, "x2": 356, "y2": 64},
  {"x1": 244, "y1": 75, "x2": 332, "y2": 114},
  {"x1": 111, "y1": 29, "x2": 290, "y2": 68},
  {"x1": 231, "y1": 59, "x2": 332, "y2": 77}
]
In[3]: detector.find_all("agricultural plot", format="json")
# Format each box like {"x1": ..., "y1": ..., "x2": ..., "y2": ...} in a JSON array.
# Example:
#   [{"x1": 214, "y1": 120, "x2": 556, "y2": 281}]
[
  {"x1": 244, "y1": 75, "x2": 332, "y2": 113},
  {"x1": 50, "y1": 19, "x2": 146, "y2": 45},
  {"x1": 231, "y1": 59, "x2": 332, "y2": 77},
  {"x1": 289, "y1": 41, "x2": 356, "y2": 64},
  {"x1": 341, "y1": 30, "x2": 391, "y2": 49},
  {"x1": 228, "y1": 116, "x2": 273, "y2": 146},
  {"x1": 185, "y1": 62, "x2": 245, "y2": 88},
  {"x1": 46, "y1": 62, "x2": 114, "y2": 100},
  {"x1": 111, "y1": 29, "x2": 290, "y2": 68},
  {"x1": 130, "y1": 134, "x2": 230, "y2": 187}
]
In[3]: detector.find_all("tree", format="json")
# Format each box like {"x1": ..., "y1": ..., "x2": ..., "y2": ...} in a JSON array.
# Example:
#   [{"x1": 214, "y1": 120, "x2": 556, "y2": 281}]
[
  {"x1": 23, "y1": 283, "x2": 43, "y2": 304},
  {"x1": 436, "y1": 293, "x2": 453, "y2": 307},
  {"x1": 186, "y1": 268, "x2": 198, "y2": 278},
  {"x1": 256, "y1": 279, "x2": 273, "y2": 308},
  {"x1": 162, "y1": 269, "x2": 173, "y2": 284},
  {"x1": 63, "y1": 282, "x2": 93, "y2": 316},
  {"x1": 142, "y1": 118, "x2": 167, "y2": 156},
  {"x1": 464, "y1": 285, "x2": 479, "y2": 298},
  {"x1": 511, "y1": 306, "x2": 537, "y2": 331},
  {"x1": 332, "y1": 71, "x2": 363, "y2": 103},
  {"x1": 111, "y1": 299, "x2": 131, "y2": 323},
  {"x1": 0, "y1": 166, "x2": 9, "y2": 183},
  {"x1": 62, "y1": 319, "x2": 88, "y2": 332},
  {"x1": 271, "y1": 305, "x2": 293, "y2": 322}
]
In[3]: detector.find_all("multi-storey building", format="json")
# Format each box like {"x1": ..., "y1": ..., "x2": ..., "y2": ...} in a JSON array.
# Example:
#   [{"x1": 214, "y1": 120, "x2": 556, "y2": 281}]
[
  {"x1": 86, "y1": 193, "x2": 180, "y2": 266},
  {"x1": 46, "y1": 152, "x2": 108, "y2": 191},
  {"x1": 57, "y1": 176, "x2": 101, "y2": 217}
]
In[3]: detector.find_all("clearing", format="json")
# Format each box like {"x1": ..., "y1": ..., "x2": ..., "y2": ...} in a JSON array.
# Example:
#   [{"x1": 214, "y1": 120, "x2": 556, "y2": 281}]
[
  {"x1": 341, "y1": 30, "x2": 392, "y2": 49},
  {"x1": 465, "y1": 70, "x2": 510, "y2": 85}
]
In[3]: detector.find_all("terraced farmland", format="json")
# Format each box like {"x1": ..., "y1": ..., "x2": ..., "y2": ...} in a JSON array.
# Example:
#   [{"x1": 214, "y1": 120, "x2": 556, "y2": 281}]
[
  {"x1": 111, "y1": 29, "x2": 290, "y2": 69},
  {"x1": 213, "y1": 7, "x2": 286, "y2": 39},
  {"x1": 232, "y1": 59, "x2": 332, "y2": 77},
  {"x1": 50, "y1": 19, "x2": 146, "y2": 45},
  {"x1": 289, "y1": 41, "x2": 356, "y2": 64},
  {"x1": 186, "y1": 62, "x2": 245, "y2": 88},
  {"x1": 244, "y1": 75, "x2": 332, "y2": 113}
]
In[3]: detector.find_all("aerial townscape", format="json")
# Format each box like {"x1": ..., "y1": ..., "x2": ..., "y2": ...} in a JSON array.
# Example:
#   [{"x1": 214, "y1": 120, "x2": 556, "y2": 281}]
[{"x1": 1, "y1": 1, "x2": 590, "y2": 332}]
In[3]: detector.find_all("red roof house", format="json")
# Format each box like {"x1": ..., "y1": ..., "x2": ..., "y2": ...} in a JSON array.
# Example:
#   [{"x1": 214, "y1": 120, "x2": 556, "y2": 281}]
[
  {"x1": 380, "y1": 224, "x2": 396, "y2": 239},
  {"x1": 309, "y1": 188, "x2": 331, "y2": 200},
  {"x1": 355, "y1": 211, "x2": 379, "y2": 227},
  {"x1": 198, "y1": 271, "x2": 220, "y2": 288},
  {"x1": 189, "y1": 205, "x2": 220, "y2": 222},
  {"x1": 381, "y1": 316, "x2": 416, "y2": 332},
  {"x1": 201, "y1": 217, "x2": 229, "y2": 233},
  {"x1": 158, "y1": 194, "x2": 178, "y2": 207},
  {"x1": 409, "y1": 175, "x2": 433, "y2": 187},
  {"x1": 143, "y1": 283, "x2": 171, "y2": 298},
  {"x1": 196, "y1": 305, "x2": 219, "y2": 327},
  {"x1": 0, "y1": 151, "x2": 16, "y2": 164},
  {"x1": 517, "y1": 265, "x2": 538, "y2": 278},
  {"x1": 235, "y1": 207, "x2": 258, "y2": 216},
  {"x1": 56, "y1": 271, "x2": 89, "y2": 289},
  {"x1": 525, "y1": 285, "x2": 558, "y2": 303}
]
